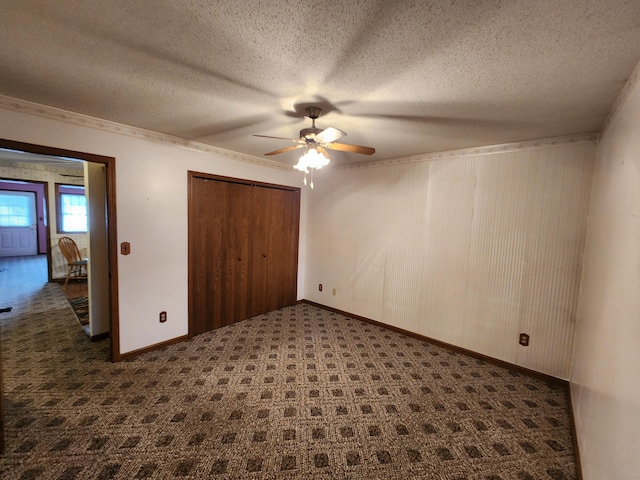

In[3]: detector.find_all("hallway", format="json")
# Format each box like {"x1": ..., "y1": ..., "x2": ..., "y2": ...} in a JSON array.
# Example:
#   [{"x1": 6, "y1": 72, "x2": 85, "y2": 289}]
[{"x1": 0, "y1": 254, "x2": 49, "y2": 313}]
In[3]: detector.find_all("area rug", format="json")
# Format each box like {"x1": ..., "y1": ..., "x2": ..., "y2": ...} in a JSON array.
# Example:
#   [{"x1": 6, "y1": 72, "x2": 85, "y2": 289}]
[{"x1": 68, "y1": 295, "x2": 89, "y2": 324}]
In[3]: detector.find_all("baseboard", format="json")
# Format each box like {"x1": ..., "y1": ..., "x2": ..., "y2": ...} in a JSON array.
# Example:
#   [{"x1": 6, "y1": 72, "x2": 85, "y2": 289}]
[
  {"x1": 567, "y1": 383, "x2": 584, "y2": 480},
  {"x1": 119, "y1": 334, "x2": 189, "y2": 361},
  {"x1": 300, "y1": 299, "x2": 567, "y2": 388},
  {"x1": 90, "y1": 332, "x2": 109, "y2": 342}
]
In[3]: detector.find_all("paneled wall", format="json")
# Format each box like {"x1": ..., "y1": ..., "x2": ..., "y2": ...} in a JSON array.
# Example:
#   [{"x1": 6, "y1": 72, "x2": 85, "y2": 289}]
[
  {"x1": 0, "y1": 161, "x2": 87, "y2": 279},
  {"x1": 305, "y1": 139, "x2": 595, "y2": 379}
]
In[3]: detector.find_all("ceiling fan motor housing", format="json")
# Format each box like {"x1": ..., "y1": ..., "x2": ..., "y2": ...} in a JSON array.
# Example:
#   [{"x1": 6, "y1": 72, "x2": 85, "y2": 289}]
[
  {"x1": 301, "y1": 106, "x2": 324, "y2": 139},
  {"x1": 305, "y1": 106, "x2": 322, "y2": 119},
  {"x1": 300, "y1": 127, "x2": 323, "y2": 139}
]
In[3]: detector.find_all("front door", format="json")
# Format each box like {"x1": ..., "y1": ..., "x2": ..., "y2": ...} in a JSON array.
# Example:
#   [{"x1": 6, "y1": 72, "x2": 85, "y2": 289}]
[{"x1": 0, "y1": 190, "x2": 38, "y2": 257}]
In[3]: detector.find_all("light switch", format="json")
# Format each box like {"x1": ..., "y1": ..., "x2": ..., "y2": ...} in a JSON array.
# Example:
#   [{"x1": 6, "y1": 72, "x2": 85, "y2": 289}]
[{"x1": 121, "y1": 242, "x2": 131, "y2": 255}]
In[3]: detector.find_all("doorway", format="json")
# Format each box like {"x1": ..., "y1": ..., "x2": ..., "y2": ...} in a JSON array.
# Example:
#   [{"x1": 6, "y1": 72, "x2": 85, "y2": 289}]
[{"x1": 0, "y1": 138, "x2": 120, "y2": 360}]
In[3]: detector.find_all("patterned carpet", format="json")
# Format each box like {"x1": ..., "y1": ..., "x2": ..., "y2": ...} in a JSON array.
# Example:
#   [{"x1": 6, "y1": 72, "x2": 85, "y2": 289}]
[
  {"x1": 0, "y1": 259, "x2": 577, "y2": 479},
  {"x1": 67, "y1": 296, "x2": 89, "y2": 325}
]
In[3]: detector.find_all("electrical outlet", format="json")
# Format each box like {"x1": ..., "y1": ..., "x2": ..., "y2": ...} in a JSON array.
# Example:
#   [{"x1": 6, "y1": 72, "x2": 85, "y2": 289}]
[
  {"x1": 159, "y1": 311, "x2": 167, "y2": 323},
  {"x1": 318, "y1": 284, "x2": 323, "y2": 292},
  {"x1": 519, "y1": 333, "x2": 529, "y2": 346}
]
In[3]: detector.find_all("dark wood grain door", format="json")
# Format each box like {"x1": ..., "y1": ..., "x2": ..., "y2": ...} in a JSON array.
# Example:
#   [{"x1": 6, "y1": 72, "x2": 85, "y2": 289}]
[
  {"x1": 250, "y1": 187, "x2": 300, "y2": 317},
  {"x1": 190, "y1": 178, "x2": 252, "y2": 335},
  {"x1": 189, "y1": 173, "x2": 300, "y2": 336},
  {"x1": 225, "y1": 182, "x2": 253, "y2": 324}
]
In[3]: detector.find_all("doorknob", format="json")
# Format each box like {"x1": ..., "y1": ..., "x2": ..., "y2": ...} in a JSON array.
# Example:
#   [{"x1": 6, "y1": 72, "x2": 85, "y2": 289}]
[{"x1": 262, "y1": 253, "x2": 267, "y2": 258}]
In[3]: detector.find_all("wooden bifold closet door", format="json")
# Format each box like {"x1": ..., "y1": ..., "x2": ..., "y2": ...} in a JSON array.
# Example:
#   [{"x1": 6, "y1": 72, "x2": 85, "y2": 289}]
[{"x1": 189, "y1": 174, "x2": 300, "y2": 336}]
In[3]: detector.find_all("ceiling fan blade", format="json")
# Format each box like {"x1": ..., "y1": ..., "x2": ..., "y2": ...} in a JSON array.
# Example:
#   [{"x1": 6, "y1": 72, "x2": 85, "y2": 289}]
[
  {"x1": 324, "y1": 142, "x2": 375, "y2": 155},
  {"x1": 254, "y1": 134, "x2": 302, "y2": 143},
  {"x1": 264, "y1": 144, "x2": 305, "y2": 156},
  {"x1": 317, "y1": 145, "x2": 331, "y2": 158},
  {"x1": 314, "y1": 127, "x2": 346, "y2": 144}
]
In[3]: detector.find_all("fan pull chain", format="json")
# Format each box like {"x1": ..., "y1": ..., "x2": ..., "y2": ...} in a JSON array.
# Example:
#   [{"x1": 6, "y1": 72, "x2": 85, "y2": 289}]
[
  {"x1": 303, "y1": 172, "x2": 308, "y2": 186},
  {"x1": 310, "y1": 169, "x2": 314, "y2": 189}
]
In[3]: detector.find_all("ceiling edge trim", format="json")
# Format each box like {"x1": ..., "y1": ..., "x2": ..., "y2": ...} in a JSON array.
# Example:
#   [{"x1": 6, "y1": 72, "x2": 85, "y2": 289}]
[
  {"x1": 337, "y1": 133, "x2": 600, "y2": 170},
  {"x1": 0, "y1": 95, "x2": 291, "y2": 172},
  {"x1": 602, "y1": 57, "x2": 640, "y2": 133}
]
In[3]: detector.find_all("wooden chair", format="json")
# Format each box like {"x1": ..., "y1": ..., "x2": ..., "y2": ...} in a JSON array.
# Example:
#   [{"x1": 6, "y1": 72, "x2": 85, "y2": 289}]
[{"x1": 58, "y1": 237, "x2": 88, "y2": 285}]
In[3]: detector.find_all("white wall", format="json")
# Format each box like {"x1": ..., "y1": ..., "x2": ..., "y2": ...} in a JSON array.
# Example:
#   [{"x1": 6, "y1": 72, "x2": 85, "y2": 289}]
[
  {"x1": 305, "y1": 140, "x2": 595, "y2": 379},
  {"x1": 0, "y1": 99, "x2": 306, "y2": 354},
  {"x1": 571, "y1": 69, "x2": 640, "y2": 479}
]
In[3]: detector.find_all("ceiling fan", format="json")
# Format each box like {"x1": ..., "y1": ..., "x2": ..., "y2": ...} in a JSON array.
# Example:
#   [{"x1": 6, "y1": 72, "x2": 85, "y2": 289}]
[
  {"x1": 254, "y1": 106, "x2": 375, "y2": 188},
  {"x1": 254, "y1": 106, "x2": 375, "y2": 157}
]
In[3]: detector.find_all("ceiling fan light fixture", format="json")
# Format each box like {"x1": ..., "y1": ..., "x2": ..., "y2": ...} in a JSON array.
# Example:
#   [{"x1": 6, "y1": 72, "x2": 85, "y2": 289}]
[
  {"x1": 293, "y1": 145, "x2": 330, "y2": 189},
  {"x1": 293, "y1": 145, "x2": 330, "y2": 173},
  {"x1": 293, "y1": 157, "x2": 309, "y2": 173}
]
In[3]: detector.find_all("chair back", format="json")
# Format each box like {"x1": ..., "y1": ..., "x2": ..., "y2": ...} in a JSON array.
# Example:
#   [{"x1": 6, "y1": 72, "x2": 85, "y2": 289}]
[{"x1": 58, "y1": 237, "x2": 83, "y2": 264}]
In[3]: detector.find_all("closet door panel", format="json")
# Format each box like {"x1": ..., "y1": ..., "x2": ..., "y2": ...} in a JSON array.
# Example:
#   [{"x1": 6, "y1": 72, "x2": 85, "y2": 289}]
[
  {"x1": 190, "y1": 179, "x2": 253, "y2": 334},
  {"x1": 190, "y1": 177, "x2": 227, "y2": 335},
  {"x1": 275, "y1": 188, "x2": 300, "y2": 308},
  {"x1": 225, "y1": 182, "x2": 253, "y2": 325},
  {"x1": 251, "y1": 187, "x2": 300, "y2": 317}
]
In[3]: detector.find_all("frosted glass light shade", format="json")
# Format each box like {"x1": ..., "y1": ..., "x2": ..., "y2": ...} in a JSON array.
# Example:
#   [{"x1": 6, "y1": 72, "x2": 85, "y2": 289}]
[{"x1": 293, "y1": 147, "x2": 330, "y2": 172}]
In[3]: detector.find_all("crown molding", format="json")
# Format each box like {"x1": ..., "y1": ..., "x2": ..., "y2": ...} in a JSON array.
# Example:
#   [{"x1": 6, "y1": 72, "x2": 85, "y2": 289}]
[
  {"x1": 0, "y1": 95, "x2": 291, "y2": 171},
  {"x1": 0, "y1": 95, "x2": 601, "y2": 174},
  {"x1": 602, "y1": 58, "x2": 640, "y2": 133},
  {"x1": 337, "y1": 132, "x2": 600, "y2": 170}
]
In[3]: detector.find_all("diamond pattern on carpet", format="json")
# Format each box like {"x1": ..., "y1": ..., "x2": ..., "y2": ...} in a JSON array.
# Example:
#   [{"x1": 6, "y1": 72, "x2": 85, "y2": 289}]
[{"x1": 0, "y1": 293, "x2": 577, "y2": 479}]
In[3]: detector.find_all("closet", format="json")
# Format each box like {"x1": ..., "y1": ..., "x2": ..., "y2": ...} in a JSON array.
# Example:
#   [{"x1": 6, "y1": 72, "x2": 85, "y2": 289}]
[{"x1": 188, "y1": 173, "x2": 300, "y2": 335}]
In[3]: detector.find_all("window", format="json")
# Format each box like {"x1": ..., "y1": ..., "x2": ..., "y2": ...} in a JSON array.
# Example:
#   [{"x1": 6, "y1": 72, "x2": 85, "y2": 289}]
[
  {"x1": 56, "y1": 184, "x2": 87, "y2": 233},
  {"x1": 0, "y1": 191, "x2": 34, "y2": 227}
]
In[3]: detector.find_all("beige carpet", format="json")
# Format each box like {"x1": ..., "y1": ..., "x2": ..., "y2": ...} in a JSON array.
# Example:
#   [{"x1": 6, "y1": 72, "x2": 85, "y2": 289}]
[{"x1": 0, "y1": 257, "x2": 577, "y2": 479}]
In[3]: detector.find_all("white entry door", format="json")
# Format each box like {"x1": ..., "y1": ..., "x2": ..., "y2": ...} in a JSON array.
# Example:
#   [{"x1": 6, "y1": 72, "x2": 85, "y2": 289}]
[{"x1": 0, "y1": 190, "x2": 38, "y2": 257}]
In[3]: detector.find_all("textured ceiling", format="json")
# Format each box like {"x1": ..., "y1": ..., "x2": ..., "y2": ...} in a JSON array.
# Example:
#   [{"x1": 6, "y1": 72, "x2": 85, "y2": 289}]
[{"x1": 1, "y1": 0, "x2": 639, "y2": 166}]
